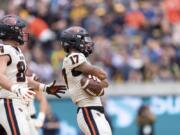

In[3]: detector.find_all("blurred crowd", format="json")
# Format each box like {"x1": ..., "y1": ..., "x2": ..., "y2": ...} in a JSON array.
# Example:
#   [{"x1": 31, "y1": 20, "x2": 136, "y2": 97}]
[{"x1": 0, "y1": 0, "x2": 180, "y2": 83}]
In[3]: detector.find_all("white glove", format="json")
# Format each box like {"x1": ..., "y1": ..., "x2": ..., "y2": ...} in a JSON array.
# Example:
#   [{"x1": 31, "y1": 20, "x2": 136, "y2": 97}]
[
  {"x1": 11, "y1": 84, "x2": 36, "y2": 101},
  {"x1": 34, "y1": 112, "x2": 45, "y2": 128}
]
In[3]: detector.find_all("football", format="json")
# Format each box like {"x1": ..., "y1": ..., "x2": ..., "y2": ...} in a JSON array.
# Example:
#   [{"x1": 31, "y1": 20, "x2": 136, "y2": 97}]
[{"x1": 80, "y1": 75, "x2": 104, "y2": 96}]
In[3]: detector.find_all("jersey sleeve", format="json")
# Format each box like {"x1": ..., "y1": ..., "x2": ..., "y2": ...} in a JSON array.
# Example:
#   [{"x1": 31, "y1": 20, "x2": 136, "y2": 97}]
[
  {"x1": 63, "y1": 53, "x2": 87, "y2": 70},
  {"x1": 0, "y1": 45, "x2": 12, "y2": 65}
]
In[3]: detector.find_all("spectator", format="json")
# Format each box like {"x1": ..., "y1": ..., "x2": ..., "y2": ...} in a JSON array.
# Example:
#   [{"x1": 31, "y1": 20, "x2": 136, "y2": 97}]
[
  {"x1": 29, "y1": 47, "x2": 54, "y2": 83},
  {"x1": 42, "y1": 106, "x2": 60, "y2": 135},
  {"x1": 136, "y1": 105, "x2": 156, "y2": 135}
]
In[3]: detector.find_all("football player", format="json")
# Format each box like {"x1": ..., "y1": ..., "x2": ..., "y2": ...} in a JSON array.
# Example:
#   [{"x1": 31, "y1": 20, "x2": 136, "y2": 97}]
[
  {"x1": 0, "y1": 15, "x2": 66, "y2": 135},
  {"x1": 29, "y1": 90, "x2": 48, "y2": 135},
  {"x1": 27, "y1": 73, "x2": 48, "y2": 135},
  {"x1": 61, "y1": 26, "x2": 112, "y2": 135}
]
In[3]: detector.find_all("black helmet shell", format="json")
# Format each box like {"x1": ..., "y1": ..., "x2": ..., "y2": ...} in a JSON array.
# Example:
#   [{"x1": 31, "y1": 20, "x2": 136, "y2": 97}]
[
  {"x1": 0, "y1": 15, "x2": 27, "y2": 45},
  {"x1": 61, "y1": 26, "x2": 94, "y2": 57}
]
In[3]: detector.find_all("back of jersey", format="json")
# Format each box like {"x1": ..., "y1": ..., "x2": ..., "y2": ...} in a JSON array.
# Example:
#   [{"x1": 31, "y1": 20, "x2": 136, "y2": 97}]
[
  {"x1": 0, "y1": 44, "x2": 28, "y2": 99},
  {"x1": 62, "y1": 52, "x2": 102, "y2": 107}
]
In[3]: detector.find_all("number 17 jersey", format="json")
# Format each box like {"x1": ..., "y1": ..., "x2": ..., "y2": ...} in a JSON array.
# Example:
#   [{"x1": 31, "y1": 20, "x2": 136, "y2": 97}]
[
  {"x1": 0, "y1": 44, "x2": 28, "y2": 99},
  {"x1": 62, "y1": 52, "x2": 102, "y2": 107}
]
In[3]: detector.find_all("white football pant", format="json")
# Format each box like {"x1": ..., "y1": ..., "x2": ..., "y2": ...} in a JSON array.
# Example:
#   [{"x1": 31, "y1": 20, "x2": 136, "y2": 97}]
[
  {"x1": 77, "y1": 107, "x2": 112, "y2": 135},
  {"x1": 0, "y1": 98, "x2": 38, "y2": 135}
]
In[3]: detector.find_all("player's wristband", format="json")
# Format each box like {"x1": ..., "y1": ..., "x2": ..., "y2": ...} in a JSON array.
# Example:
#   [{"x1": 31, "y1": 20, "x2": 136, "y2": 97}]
[
  {"x1": 37, "y1": 112, "x2": 45, "y2": 122},
  {"x1": 35, "y1": 112, "x2": 46, "y2": 128},
  {"x1": 39, "y1": 83, "x2": 46, "y2": 92}
]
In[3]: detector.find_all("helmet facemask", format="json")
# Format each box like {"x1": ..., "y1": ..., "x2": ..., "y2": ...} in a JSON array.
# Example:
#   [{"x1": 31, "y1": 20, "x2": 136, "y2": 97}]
[
  {"x1": 79, "y1": 35, "x2": 94, "y2": 57},
  {"x1": 19, "y1": 28, "x2": 29, "y2": 45}
]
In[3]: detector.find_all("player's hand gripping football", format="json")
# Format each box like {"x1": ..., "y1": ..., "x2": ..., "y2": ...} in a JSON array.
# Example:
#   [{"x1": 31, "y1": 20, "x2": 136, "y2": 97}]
[{"x1": 43, "y1": 80, "x2": 66, "y2": 98}]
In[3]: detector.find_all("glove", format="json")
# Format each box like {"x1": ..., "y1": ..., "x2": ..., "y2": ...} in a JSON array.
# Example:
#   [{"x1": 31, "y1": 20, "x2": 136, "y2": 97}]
[
  {"x1": 33, "y1": 112, "x2": 45, "y2": 128},
  {"x1": 11, "y1": 84, "x2": 36, "y2": 101},
  {"x1": 39, "y1": 80, "x2": 66, "y2": 98}
]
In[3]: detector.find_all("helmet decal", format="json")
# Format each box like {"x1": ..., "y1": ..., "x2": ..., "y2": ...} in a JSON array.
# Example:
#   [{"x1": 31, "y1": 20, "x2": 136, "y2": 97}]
[{"x1": 3, "y1": 17, "x2": 17, "y2": 25}]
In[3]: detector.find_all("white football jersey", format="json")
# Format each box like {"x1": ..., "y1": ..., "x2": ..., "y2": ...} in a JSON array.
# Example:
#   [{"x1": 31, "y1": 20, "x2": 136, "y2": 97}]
[
  {"x1": 62, "y1": 52, "x2": 102, "y2": 107},
  {"x1": 0, "y1": 44, "x2": 28, "y2": 99}
]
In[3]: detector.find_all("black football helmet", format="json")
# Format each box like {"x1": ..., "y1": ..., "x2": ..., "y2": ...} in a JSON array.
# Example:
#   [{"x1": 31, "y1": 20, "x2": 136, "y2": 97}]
[
  {"x1": 0, "y1": 15, "x2": 27, "y2": 45},
  {"x1": 60, "y1": 26, "x2": 94, "y2": 57}
]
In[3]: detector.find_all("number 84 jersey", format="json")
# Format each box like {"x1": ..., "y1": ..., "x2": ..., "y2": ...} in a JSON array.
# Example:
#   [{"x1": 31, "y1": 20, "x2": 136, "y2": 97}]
[{"x1": 0, "y1": 44, "x2": 28, "y2": 99}]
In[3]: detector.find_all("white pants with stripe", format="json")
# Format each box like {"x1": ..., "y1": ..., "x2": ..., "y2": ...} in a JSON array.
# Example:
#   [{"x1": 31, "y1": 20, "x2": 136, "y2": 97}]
[
  {"x1": 0, "y1": 99, "x2": 38, "y2": 135},
  {"x1": 77, "y1": 107, "x2": 112, "y2": 135}
]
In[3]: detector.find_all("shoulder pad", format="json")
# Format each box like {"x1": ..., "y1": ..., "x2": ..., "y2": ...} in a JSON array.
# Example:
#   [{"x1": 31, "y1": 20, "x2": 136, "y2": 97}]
[
  {"x1": 0, "y1": 44, "x2": 12, "y2": 65},
  {"x1": 0, "y1": 44, "x2": 12, "y2": 55},
  {"x1": 63, "y1": 53, "x2": 87, "y2": 69}
]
